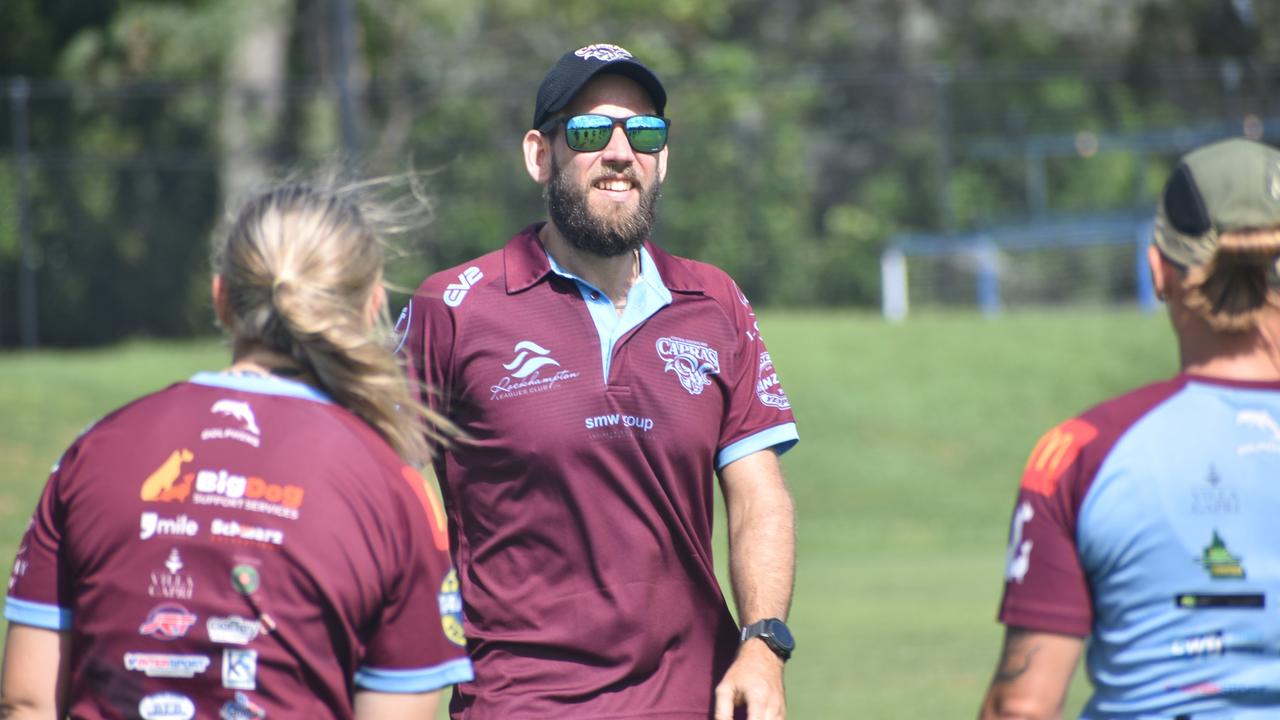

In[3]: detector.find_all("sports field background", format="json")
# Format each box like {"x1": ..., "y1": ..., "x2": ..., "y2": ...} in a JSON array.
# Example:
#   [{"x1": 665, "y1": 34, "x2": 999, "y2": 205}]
[{"x1": 0, "y1": 308, "x2": 1177, "y2": 717}]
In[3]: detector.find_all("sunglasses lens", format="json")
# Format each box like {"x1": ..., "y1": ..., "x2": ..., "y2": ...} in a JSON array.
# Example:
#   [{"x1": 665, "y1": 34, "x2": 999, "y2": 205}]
[
  {"x1": 625, "y1": 116, "x2": 668, "y2": 153},
  {"x1": 564, "y1": 115, "x2": 613, "y2": 152}
]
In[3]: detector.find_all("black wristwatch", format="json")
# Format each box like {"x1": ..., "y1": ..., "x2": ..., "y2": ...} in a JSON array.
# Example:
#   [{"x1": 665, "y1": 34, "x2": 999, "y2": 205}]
[{"x1": 740, "y1": 618, "x2": 795, "y2": 661}]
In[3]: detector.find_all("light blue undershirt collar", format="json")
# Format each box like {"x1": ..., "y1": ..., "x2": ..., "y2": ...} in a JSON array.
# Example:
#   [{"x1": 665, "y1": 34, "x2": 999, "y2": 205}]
[
  {"x1": 190, "y1": 371, "x2": 334, "y2": 404},
  {"x1": 545, "y1": 246, "x2": 673, "y2": 384}
]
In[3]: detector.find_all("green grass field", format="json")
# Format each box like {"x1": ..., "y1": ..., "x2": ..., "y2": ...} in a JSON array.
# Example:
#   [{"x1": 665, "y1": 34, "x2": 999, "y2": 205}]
[{"x1": 0, "y1": 309, "x2": 1178, "y2": 717}]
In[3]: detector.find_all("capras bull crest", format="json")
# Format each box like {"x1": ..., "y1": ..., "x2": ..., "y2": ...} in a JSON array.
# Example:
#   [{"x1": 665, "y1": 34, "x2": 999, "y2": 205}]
[{"x1": 656, "y1": 336, "x2": 720, "y2": 396}]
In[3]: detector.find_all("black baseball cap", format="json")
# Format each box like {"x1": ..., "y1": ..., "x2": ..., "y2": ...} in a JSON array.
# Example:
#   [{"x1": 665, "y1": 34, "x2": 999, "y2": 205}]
[{"x1": 531, "y1": 43, "x2": 667, "y2": 130}]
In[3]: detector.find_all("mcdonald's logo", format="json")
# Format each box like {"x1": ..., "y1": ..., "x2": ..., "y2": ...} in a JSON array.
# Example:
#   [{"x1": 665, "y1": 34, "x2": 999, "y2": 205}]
[{"x1": 1020, "y1": 418, "x2": 1098, "y2": 495}]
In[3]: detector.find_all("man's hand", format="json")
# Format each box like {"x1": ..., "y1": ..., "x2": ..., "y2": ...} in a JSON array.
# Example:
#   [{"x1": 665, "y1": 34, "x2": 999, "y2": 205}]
[{"x1": 713, "y1": 638, "x2": 786, "y2": 720}]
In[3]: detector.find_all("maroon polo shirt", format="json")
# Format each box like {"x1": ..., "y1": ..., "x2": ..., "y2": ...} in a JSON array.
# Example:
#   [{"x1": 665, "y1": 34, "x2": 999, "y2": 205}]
[
  {"x1": 6, "y1": 373, "x2": 472, "y2": 720},
  {"x1": 399, "y1": 224, "x2": 799, "y2": 718}
]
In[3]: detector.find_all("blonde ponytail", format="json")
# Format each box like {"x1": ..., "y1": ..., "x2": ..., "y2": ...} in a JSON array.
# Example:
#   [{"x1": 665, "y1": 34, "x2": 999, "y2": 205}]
[
  {"x1": 1182, "y1": 229, "x2": 1280, "y2": 333},
  {"x1": 213, "y1": 180, "x2": 456, "y2": 466}
]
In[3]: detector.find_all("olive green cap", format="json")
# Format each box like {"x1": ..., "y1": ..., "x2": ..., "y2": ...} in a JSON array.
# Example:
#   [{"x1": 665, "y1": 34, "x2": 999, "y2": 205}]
[{"x1": 1154, "y1": 138, "x2": 1280, "y2": 268}]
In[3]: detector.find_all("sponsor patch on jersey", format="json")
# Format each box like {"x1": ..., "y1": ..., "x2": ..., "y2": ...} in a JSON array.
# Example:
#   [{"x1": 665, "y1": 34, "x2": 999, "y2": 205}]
[
  {"x1": 203, "y1": 399, "x2": 262, "y2": 448},
  {"x1": 140, "y1": 449, "x2": 196, "y2": 502},
  {"x1": 140, "y1": 512, "x2": 199, "y2": 541},
  {"x1": 1235, "y1": 409, "x2": 1280, "y2": 455},
  {"x1": 218, "y1": 691, "x2": 266, "y2": 720},
  {"x1": 584, "y1": 412, "x2": 656, "y2": 434},
  {"x1": 207, "y1": 616, "x2": 262, "y2": 645},
  {"x1": 656, "y1": 336, "x2": 720, "y2": 396},
  {"x1": 1199, "y1": 530, "x2": 1246, "y2": 579},
  {"x1": 231, "y1": 564, "x2": 260, "y2": 595},
  {"x1": 211, "y1": 519, "x2": 284, "y2": 548},
  {"x1": 1171, "y1": 631, "x2": 1225, "y2": 658},
  {"x1": 138, "y1": 692, "x2": 195, "y2": 720},
  {"x1": 150, "y1": 548, "x2": 194, "y2": 600},
  {"x1": 491, "y1": 341, "x2": 580, "y2": 401},
  {"x1": 1020, "y1": 418, "x2": 1098, "y2": 496},
  {"x1": 1004, "y1": 500, "x2": 1034, "y2": 583},
  {"x1": 755, "y1": 352, "x2": 790, "y2": 410},
  {"x1": 400, "y1": 466, "x2": 449, "y2": 551},
  {"x1": 1191, "y1": 467, "x2": 1239, "y2": 515},
  {"x1": 124, "y1": 653, "x2": 211, "y2": 678},
  {"x1": 438, "y1": 568, "x2": 466, "y2": 647},
  {"x1": 1175, "y1": 593, "x2": 1265, "y2": 609},
  {"x1": 222, "y1": 649, "x2": 258, "y2": 690},
  {"x1": 139, "y1": 604, "x2": 198, "y2": 640},
  {"x1": 443, "y1": 266, "x2": 484, "y2": 308}
]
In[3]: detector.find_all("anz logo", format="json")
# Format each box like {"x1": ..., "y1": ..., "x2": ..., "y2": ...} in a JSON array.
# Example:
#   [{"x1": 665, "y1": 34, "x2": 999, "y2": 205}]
[
  {"x1": 443, "y1": 266, "x2": 484, "y2": 308},
  {"x1": 503, "y1": 341, "x2": 561, "y2": 378}
]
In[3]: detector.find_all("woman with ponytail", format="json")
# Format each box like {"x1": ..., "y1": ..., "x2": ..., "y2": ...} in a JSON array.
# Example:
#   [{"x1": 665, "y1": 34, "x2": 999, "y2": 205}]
[
  {"x1": 981, "y1": 138, "x2": 1280, "y2": 719},
  {"x1": 2, "y1": 181, "x2": 472, "y2": 719}
]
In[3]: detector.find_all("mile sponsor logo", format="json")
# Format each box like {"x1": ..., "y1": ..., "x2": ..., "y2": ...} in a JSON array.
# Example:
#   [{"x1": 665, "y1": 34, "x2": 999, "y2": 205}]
[{"x1": 140, "y1": 512, "x2": 198, "y2": 541}]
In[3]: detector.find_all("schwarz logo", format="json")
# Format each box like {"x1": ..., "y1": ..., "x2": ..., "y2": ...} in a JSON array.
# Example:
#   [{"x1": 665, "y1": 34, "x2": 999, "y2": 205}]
[
  {"x1": 656, "y1": 336, "x2": 720, "y2": 396},
  {"x1": 211, "y1": 519, "x2": 284, "y2": 547},
  {"x1": 443, "y1": 266, "x2": 484, "y2": 308},
  {"x1": 491, "y1": 340, "x2": 580, "y2": 401},
  {"x1": 575, "y1": 44, "x2": 633, "y2": 62},
  {"x1": 755, "y1": 352, "x2": 790, "y2": 410}
]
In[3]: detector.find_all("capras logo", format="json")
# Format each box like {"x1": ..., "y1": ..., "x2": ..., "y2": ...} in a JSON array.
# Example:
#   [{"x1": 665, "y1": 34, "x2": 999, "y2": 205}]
[
  {"x1": 443, "y1": 266, "x2": 483, "y2": 308},
  {"x1": 656, "y1": 336, "x2": 720, "y2": 396},
  {"x1": 140, "y1": 512, "x2": 199, "y2": 541}
]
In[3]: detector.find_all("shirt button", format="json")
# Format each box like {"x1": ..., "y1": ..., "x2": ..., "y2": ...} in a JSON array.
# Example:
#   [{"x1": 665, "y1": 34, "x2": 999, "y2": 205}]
[{"x1": 590, "y1": 291, "x2": 601, "y2": 301}]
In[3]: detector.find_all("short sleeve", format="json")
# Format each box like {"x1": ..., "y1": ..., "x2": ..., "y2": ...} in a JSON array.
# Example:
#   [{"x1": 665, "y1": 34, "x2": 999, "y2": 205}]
[
  {"x1": 714, "y1": 281, "x2": 799, "y2": 469},
  {"x1": 5, "y1": 443, "x2": 79, "y2": 631},
  {"x1": 355, "y1": 465, "x2": 473, "y2": 693},
  {"x1": 997, "y1": 418, "x2": 1097, "y2": 637}
]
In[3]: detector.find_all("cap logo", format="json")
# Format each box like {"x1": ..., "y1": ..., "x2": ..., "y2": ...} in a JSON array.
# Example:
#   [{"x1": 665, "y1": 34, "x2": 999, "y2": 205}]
[{"x1": 575, "y1": 44, "x2": 633, "y2": 62}]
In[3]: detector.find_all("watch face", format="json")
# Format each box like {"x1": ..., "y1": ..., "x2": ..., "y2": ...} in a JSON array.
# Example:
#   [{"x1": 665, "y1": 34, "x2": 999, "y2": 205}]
[{"x1": 766, "y1": 619, "x2": 795, "y2": 651}]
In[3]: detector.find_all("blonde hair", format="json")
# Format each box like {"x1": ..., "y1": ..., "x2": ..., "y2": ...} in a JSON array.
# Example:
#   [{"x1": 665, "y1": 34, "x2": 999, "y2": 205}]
[
  {"x1": 212, "y1": 179, "x2": 454, "y2": 465},
  {"x1": 1181, "y1": 229, "x2": 1280, "y2": 333}
]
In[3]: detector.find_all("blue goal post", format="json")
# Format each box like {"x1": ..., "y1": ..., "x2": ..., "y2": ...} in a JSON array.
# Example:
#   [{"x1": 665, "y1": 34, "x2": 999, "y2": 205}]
[{"x1": 882, "y1": 213, "x2": 1159, "y2": 321}]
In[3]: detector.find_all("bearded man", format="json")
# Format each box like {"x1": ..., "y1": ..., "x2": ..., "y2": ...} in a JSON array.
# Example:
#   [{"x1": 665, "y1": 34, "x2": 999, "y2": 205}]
[{"x1": 398, "y1": 43, "x2": 800, "y2": 720}]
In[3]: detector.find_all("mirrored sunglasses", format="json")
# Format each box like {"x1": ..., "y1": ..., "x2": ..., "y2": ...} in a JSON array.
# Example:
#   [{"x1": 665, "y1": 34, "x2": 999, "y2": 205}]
[{"x1": 546, "y1": 114, "x2": 670, "y2": 154}]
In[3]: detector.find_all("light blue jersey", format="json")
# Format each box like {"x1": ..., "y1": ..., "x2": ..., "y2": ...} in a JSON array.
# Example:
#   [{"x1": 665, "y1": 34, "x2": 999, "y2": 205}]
[{"x1": 999, "y1": 375, "x2": 1280, "y2": 718}]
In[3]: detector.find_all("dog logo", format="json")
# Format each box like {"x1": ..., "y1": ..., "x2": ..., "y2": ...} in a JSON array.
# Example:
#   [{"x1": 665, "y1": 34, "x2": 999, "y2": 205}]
[{"x1": 140, "y1": 450, "x2": 195, "y2": 502}]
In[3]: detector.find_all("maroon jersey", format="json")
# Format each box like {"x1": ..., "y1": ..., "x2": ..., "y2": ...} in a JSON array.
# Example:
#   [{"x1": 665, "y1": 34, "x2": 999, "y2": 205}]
[
  {"x1": 6, "y1": 373, "x2": 472, "y2": 720},
  {"x1": 399, "y1": 225, "x2": 799, "y2": 718}
]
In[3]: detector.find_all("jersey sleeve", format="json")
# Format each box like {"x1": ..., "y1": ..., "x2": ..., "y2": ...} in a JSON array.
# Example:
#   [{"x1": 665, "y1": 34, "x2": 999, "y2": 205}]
[
  {"x1": 714, "y1": 280, "x2": 799, "y2": 469},
  {"x1": 5, "y1": 442, "x2": 79, "y2": 631},
  {"x1": 997, "y1": 418, "x2": 1098, "y2": 637},
  {"x1": 355, "y1": 464, "x2": 473, "y2": 693}
]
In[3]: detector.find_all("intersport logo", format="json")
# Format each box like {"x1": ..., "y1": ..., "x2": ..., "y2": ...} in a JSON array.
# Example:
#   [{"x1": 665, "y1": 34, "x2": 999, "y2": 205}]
[{"x1": 491, "y1": 341, "x2": 580, "y2": 401}]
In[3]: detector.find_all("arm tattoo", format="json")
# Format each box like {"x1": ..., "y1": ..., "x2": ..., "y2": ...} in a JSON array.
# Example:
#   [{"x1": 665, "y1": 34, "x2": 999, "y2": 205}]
[{"x1": 993, "y1": 629, "x2": 1042, "y2": 684}]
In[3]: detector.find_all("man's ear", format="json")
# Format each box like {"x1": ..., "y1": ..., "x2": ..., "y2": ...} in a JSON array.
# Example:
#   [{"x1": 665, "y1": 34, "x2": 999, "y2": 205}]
[
  {"x1": 211, "y1": 273, "x2": 234, "y2": 328},
  {"x1": 656, "y1": 145, "x2": 668, "y2": 184},
  {"x1": 1148, "y1": 244, "x2": 1168, "y2": 301},
  {"x1": 523, "y1": 130, "x2": 553, "y2": 184}
]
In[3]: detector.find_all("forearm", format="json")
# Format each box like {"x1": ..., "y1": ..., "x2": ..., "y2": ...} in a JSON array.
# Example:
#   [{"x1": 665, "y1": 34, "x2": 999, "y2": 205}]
[
  {"x1": 1, "y1": 624, "x2": 70, "y2": 720},
  {"x1": 721, "y1": 451, "x2": 796, "y2": 623},
  {"x1": 978, "y1": 627, "x2": 1082, "y2": 720}
]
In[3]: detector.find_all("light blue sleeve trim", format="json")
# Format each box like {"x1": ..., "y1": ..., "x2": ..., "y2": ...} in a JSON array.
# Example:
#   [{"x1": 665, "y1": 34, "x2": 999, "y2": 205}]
[
  {"x1": 354, "y1": 657, "x2": 475, "y2": 692},
  {"x1": 716, "y1": 423, "x2": 800, "y2": 469},
  {"x1": 189, "y1": 371, "x2": 333, "y2": 404},
  {"x1": 4, "y1": 597, "x2": 72, "y2": 630}
]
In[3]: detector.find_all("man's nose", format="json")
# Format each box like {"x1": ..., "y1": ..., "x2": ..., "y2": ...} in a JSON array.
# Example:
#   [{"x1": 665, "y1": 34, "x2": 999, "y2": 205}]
[{"x1": 599, "y1": 125, "x2": 636, "y2": 163}]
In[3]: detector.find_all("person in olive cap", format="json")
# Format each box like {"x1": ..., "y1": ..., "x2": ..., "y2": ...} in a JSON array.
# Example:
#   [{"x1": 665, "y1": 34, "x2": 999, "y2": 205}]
[
  {"x1": 397, "y1": 43, "x2": 799, "y2": 719},
  {"x1": 980, "y1": 137, "x2": 1280, "y2": 719}
]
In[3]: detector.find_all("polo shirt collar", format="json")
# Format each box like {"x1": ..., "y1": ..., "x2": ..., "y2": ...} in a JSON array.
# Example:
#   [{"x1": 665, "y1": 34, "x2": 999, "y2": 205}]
[{"x1": 502, "y1": 222, "x2": 707, "y2": 295}]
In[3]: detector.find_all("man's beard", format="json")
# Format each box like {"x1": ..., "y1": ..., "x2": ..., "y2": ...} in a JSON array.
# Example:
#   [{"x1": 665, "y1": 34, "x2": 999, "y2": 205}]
[{"x1": 545, "y1": 154, "x2": 661, "y2": 258}]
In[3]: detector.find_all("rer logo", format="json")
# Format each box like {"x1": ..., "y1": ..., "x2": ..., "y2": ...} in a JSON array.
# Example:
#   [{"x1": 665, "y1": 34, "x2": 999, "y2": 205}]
[
  {"x1": 1020, "y1": 419, "x2": 1098, "y2": 496},
  {"x1": 140, "y1": 604, "x2": 198, "y2": 640},
  {"x1": 140, "y1": 449, "x2": 196, "y2": 502}
]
